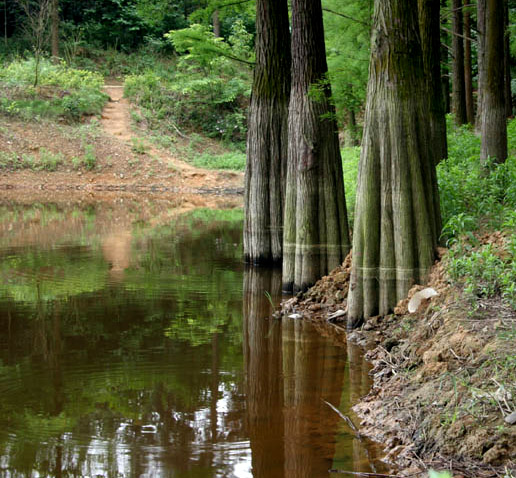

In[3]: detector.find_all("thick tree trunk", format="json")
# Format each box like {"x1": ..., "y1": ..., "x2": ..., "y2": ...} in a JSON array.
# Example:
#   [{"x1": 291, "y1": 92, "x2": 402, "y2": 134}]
[
  {"x1": 283, "y1": 0, "x2": 350, "y2": 293},
  {"x1": 50, "y1": 0, "x2": 58, "y2": 62},
  {"x1": 347, "y1": 0, "x2": 441, "y2": 328},
  {"x1": 476, "y1": 0, "x2": 486, "y2": 131},
  {"x1": 451, "y1": 0, "x2": 467, "y2": 125},
  {"x1": 244, "y1": 0, "x2": 290, "y2": 264},
  {"x1": 504, "y1": 0, "x2": 512, "y2": 118},
  {"x1": 463, "y1": 2, "x2": 475, "y2": 125},
  {"x1": 480, "y1": 0, "x2": 507, "y2": 163},
  {"x1": 418, "y1": 0, "x2": 447, "y2": 161}
]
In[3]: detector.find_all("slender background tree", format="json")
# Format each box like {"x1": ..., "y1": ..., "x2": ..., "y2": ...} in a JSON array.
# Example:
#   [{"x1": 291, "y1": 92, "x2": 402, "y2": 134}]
[{"x1": 244, "y1": 0, "x2": 291, "y2": 264}]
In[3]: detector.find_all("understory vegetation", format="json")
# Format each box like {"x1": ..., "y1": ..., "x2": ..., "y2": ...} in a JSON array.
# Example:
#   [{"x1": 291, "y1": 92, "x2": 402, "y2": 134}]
[
  {"x1": 0, "y1": 58, "x2": 108, "y2": 120},
  {"x1": 439, "y1": 118, "x2": 516, "y2": 311}
]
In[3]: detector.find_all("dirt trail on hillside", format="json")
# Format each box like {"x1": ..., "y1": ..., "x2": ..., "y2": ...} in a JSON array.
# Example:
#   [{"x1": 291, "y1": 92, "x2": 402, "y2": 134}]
[
  {"x1": 0, "y1": 85, "x2": 244, "y2": 203},
  {"x1": 101, "y1": 86, "x2": 133, "y2": 141}
]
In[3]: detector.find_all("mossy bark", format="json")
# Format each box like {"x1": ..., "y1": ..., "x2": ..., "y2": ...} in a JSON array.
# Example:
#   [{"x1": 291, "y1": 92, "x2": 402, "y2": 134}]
[
  {"x1": 347, "y1": 0, "x2": 441, "y2": 328},
  {"x1": 418, "y1": 0, "x2": 447, "y2": 161},
  {"x1": 244, "y1": 0, "x2": 290, "y2": 264},
  {"x1": 480, "y1": 0, "x2": 507, "y2": 163},
  {"x1": 282, "y1": 0, "x2": 350, "y2": 293}
]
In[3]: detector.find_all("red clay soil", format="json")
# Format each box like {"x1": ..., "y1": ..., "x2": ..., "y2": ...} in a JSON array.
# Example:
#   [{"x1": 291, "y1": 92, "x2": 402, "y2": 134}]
[{"x1": 0, "y1": 85, "x2": 244, "y2": 205}]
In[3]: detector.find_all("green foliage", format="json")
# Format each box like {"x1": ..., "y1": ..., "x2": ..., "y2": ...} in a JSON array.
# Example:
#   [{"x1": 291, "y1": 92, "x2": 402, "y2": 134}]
[
  {"x1": 323, "y1": 0, "x2": 371, "y2": 127},
  {"x1": 341, "y1": 146, "x2": 361, "y2": 227},
  {"x1": 438, "y1": 117, "x2": 516, "y2": 242},
  {"x1": 125, "y1": 23, "x2": 251, "y2": 141},
  {"x1": 440, "y1": 118, "x2": 516, "y2": 310},
  {"x1": 0, "y1": 58, "x2": 108, "y2": 121}
]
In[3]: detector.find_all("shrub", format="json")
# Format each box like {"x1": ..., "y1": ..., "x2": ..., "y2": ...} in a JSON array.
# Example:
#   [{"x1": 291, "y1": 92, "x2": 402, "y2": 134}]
[
  {"x1": 124, "y1": 23, "x2": 252, "y2": 142},
  {"x1": 0, "y1": 58, "x2": 108, "y2": 121}
]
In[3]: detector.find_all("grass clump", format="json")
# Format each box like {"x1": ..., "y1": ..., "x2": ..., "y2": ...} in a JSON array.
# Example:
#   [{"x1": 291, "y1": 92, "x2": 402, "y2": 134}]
[
  {"x1": 0, "y1": 58, "x2": 108, "y2": 121},
  {"x1": 191, "y1": 151, "x2": 245, "y2": 171},
  {"x1": 0, "y1": 148, "x2": 64, "y2": 171}
]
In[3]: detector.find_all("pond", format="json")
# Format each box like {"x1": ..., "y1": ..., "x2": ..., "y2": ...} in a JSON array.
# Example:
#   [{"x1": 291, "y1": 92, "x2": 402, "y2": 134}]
[{"x1": 0, "y1": 199, "x2": 384, "y2": 478}]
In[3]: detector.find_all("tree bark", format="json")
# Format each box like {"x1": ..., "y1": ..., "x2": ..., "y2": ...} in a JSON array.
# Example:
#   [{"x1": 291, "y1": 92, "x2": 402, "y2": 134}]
[
  {"x1": 480, "y1": 0, "x2": 507, "y2": 163},
  {"x1": 212, "y1": 9, "x2": 221, "y2": 38},
  {"x1": 347, "y1": 0, "x2": 441, "y2": 328},
  {"x1": 504, "y1": 0, "x2": 512, "y2": 118},
  {"x1": 418, "y1": 0, "x2": 447, "y2": 161},
  {"x1": 451, "y1": 0, "x2": 467, "y2": 125},
  {"x1": 476, "y1": 0, "x2": 486, "y2": 131},
  {"x1": 282, "y1": 0, "x2": 350, "y2": 293},
  {"x1": 344, "y1": 108, "x2": 359, "y2": 147},
  {"x1": 463, "y1": 2, "x2": 475, "y2": 125},
  {"x1": 50, "y1": 0, "x2": 58, "y2": 62},
  {"x1": 244, "y1": 0, "x2": 291, "y2": 264}
]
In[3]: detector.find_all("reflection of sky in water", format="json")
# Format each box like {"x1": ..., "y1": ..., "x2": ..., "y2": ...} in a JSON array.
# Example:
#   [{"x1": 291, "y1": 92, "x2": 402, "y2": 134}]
[{"x1": 0, "y1": 202, "x2": 383, "y2": 477}]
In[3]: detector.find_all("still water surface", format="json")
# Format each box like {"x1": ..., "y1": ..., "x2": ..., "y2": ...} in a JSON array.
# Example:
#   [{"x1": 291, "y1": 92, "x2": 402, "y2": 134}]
[{"x1": 0, "y1": 200, "x2": 383, "y2": 478}]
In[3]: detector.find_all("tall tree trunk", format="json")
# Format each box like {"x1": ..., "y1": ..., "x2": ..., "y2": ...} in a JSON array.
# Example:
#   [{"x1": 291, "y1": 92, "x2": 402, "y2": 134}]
[
  {"x1": 463, "y1": 2, "x2": 475, "y2": 125},
  {"x1": 441, "y1": 0, "x2": 451, "y2": 114},
  {"x1": 504, "y1": 0, "x2": 512, "y2": 118},
  {"x1": 244, "y1": 0, "x2": 291, "y2": 264},
  {"x1": 480, "y1": 0, "x2": 507, "y2": 163},
  {"x1": 50, "y1": 0, "x2": 59, "y2": 62},
  {"x1": 418, "y1": 0, "x2": 447, "y2": 161},
  {"x1": 347, "y1": 0, "x2": 441, "y2": 328},
  {"x1": 451, "y1": 0, "x2": 467, "y2": 125},
  {"x1": 212, "y1": 9, "x2": 221, "y2": 38},
  {"x1": 476, "y1": 0, "x2": 486, "y2": 131},
  {"x1": 283, "y1": 0, "x2": 350, "y2": 293}
]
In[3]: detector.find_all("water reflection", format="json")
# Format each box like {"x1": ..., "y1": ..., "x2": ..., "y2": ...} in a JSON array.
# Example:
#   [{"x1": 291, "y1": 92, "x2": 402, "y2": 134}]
[
  {"x1": 0, "y1": 201, "x2": 383, "y2": 477},
  {"x1": 243, "y1": 267, "x2": 383, "y2": 478}
]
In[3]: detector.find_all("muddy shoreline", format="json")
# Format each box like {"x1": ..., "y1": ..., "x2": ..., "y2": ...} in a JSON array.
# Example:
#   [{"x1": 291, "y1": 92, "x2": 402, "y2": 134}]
[{"x1": 280, "y1": 254, "x2": 516, "y2": 477}]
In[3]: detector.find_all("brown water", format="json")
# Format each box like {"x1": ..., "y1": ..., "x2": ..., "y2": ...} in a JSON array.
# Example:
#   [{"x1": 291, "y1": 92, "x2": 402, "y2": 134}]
[{"x1": 0, "y1": 200, "x2": 384, "y2": 478}]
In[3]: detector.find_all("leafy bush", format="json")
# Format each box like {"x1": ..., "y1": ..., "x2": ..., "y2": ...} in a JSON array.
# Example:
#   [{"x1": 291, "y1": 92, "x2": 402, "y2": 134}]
[
  {"x1": 124, "y1": 23, "x2": 252, "y2": 142},
  {"x1": 0, "y1": 58, "x2": 108, "y2": 120}
]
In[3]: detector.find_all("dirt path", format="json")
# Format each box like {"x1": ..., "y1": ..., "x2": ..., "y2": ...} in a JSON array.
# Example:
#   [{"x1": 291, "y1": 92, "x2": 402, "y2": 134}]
[
  {"x1": 0, "y1": 85, "x2": 244, "y2": 204},
  {"x1": 101, "y1": 86, "x2": 133, "y2": 141}
]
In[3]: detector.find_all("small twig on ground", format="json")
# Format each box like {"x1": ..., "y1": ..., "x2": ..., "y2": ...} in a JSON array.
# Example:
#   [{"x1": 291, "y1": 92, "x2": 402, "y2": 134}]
[{"x1": 323, "y1": 400, "x2": 361, "y2": 437}]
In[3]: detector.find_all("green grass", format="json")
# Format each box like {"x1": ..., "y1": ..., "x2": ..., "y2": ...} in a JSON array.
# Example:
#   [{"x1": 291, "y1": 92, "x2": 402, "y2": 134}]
[
  {"x1": 341, "y1": 146, "x2": 360, "y2": 225},
  {"x1": 0, "y1": 148, "x2": 64, "y2": 171},
  {"x1": 191, "y1": 151, "x2": 246, "y2": 171}
]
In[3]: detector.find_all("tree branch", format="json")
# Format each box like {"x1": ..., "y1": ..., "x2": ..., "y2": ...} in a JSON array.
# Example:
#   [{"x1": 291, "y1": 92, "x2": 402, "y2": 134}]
[{"x1": 322, "y1": 7, "x2": 370, "y2": 27}]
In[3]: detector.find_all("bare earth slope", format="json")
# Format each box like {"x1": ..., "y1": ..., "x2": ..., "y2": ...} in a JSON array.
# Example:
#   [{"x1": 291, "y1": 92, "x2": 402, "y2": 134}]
[{"x1": 0, "y1": 85, "x2": 244, "y2": 204}]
